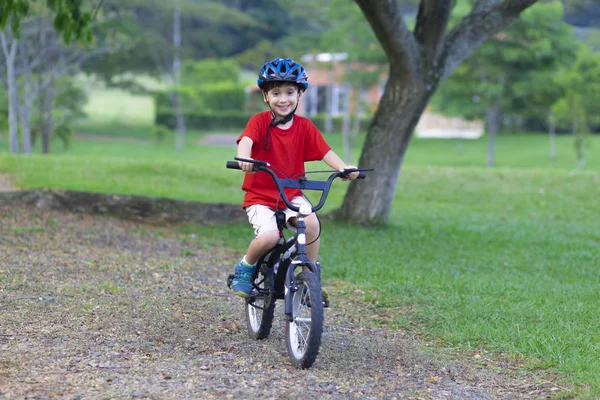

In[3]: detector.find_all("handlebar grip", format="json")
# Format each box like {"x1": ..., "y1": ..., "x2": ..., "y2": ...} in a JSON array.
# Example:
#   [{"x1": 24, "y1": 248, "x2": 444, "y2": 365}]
[
  {"x1": 226, "y1": 161, "x2": 241, "y2": 170},
  {"x1": 341, "y1": 169, "x2": 368, "y2": 179},
  {"x1": 234, "y1": 157, "x2": 269, "y2": 167}
]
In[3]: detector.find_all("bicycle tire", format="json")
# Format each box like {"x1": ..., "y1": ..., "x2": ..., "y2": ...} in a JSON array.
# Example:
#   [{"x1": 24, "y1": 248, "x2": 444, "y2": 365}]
[
  {"x1": 245, "y1": 264, "x2": 275, "y2": 340},
  {"x1": 285, "y1": 271, "x2": 323, "y2": 369}
]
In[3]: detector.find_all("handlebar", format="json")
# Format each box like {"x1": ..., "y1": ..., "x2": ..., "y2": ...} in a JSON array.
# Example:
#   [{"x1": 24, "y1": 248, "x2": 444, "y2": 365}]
[{"x1": 226, "y1": 157, "x2": 373, "y2": 213}]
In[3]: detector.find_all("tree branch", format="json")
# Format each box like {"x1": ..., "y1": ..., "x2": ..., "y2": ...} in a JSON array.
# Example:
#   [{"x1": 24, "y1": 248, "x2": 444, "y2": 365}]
[
  {"x1": 93, "y1": 0, "x2": 107, "y2": 20},
  {"x1": 413, "y1": 0, "x2": 453, "y2": 64},
  {"x1": 439, "y1": 0, "x2": 539, "y2": 82},
  {"x1": 354, "y1": 0, "x2": 421, "y2": 77}
]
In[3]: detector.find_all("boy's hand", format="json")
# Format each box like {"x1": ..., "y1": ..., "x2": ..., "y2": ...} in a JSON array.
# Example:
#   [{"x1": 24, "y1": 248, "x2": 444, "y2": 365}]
[
  {"x1": 238, "y1": 158, "x2": 255, "y2": 173},
  {"x1": 341, "y1": 165, "x2": 359, "y2": 180}
]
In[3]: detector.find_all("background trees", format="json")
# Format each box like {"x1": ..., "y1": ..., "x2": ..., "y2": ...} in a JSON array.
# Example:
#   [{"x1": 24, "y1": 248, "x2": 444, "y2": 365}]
[
  {"x1": 430, "y1": 1, "x2": 576, "y2": 166},
  {"x1": 552, "y1": 45, "x2": 600, "y2": 169},
  {"x1": 1, "y1": 0, "x2": 94, "y2": 43},
  {"x1": 1, "y1": 3, "x2": 118, "y2": 154},
  {"x1": 1, "y1": 0, "x2": 598, "y2": 222},
  {"x1": 336, "y1": 0, "x2": 541, "y2": 223}
]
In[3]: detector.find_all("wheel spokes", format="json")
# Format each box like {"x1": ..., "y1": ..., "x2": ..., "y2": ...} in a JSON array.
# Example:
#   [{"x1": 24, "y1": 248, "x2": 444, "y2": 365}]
[{"x1": 290, "y1": 284, "x2": 312, "y2": 354}]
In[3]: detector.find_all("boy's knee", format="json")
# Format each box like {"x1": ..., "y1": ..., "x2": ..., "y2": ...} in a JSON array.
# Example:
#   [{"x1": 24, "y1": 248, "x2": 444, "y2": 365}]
[
  {"x1": 305, "y1": 216, "x2": 320, "y2": 238},
  {"x1": 257, "y1": 229, "x2": 280, "y2": 246}
]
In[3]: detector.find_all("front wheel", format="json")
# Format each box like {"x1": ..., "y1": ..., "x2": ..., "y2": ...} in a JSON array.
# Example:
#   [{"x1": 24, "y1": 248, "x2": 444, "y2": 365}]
[
  {"x1": 245, "y1": 265, "x2": 275, "y2": 339},
  {"x1": 286, "y1": 271, "x2": 323, "y2": 369}
]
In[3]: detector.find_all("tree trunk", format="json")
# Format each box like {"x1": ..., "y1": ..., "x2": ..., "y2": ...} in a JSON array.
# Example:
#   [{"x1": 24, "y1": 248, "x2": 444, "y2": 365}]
[
  {"x1": 351, "y1": 87, "x2": 362, "y2": 138},
  {"x1": 172, "y1": 2, "x2": 186, "y2": 152},
  {"x1": 324, "y1": 69, "x2": 334, "y2": 134},
  {"x1": 548, "y1": 109, "x2": 556, "y2": 161},
  {"x1": 336, "y1": 72, "x2": 429, "y2": 223},
  {"x1": 171, "y1": 91, "x2": 186, "y2": 151},
  {"x1": 38, "y1": 25, "x2": 56, "y2": 154},
  {"x1": 486, "y1": 101, "x2": 502, "y2": 167},
  {"x1": 572, "y1": 95, "x2": 586, "y2": 170},
  {"x1": 41, "y1": 69, "x2": 55, "y2": 154},
  {"x1": 340, "y1": 0, "x2": 540, "y2": 224},
  {"x1": 19, "y1": 40, "x2": 33, "y2": 153},
  {"x1": 1, "y1": 33, "x2": 19, "y2": 154},
  {"x1": 341, "y1": 84, "x2": 352, "y2": 163}
]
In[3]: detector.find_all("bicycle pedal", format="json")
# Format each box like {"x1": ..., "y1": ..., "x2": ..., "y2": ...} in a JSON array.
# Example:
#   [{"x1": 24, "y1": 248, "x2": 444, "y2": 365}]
[
  {"x1": 226, "y1": 273, "x2": 234, "y2": 289},
  {"x1": 302, "y1": 300, "x2": 330, "y2": 308}
]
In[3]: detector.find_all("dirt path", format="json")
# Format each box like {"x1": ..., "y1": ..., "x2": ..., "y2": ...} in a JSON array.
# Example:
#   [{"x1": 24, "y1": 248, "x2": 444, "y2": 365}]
[
  {"x1": 0, "y1": 203, "x2": 561, "y2": 399},
  {"x1": 0, "y1": 173, "x2": 15, "y2": 192}
]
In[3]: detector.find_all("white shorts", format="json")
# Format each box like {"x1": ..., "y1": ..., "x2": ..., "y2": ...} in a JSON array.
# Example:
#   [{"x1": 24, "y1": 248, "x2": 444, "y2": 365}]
[{"x1": 246, "y1": 196, "x2": 311, "y2": 237}]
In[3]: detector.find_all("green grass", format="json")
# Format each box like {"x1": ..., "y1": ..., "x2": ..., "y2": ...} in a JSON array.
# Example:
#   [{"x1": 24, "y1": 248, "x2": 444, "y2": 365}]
[
  {"x1": 3, "y1": 80, "x2": 596, "y2": 394},
  {"x1": 72, "y1": 120, "x2": 155, "y2": 139},
  {"x1": 405, "y1": 135, "x2": 600, "y2": 170},
  {"x1": 72, "y1": 116, "x2": 217, "y2": 140},
  {"x1": 80, "y1": 86, "x2": 155, "y2": 127},
  {"x1": 1, "y1": 132, "x2": 600, "y2": 396},
  {"x1": 0, "y1": 148, "x2": 242, "y2": 203},
  {"x1": 184, "y1": 164, "x2": 600, "y2": 397}
]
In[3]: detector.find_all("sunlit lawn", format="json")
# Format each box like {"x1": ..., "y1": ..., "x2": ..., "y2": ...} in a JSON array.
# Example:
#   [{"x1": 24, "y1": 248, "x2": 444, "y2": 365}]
[{"x1": 80, "y1": 88, "x2": 154, "y2": 126}]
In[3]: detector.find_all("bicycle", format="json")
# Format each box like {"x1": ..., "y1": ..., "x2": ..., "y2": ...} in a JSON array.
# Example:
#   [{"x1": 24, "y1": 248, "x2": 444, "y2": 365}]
[{"x1": 226, "y1": 157, "x2": 372, "y2": 369}]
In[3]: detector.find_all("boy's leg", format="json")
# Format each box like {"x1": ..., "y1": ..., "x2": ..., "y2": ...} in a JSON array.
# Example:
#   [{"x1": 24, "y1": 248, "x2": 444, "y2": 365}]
[
  {"x1": 303, "y1": 212, "x2": 321, "y2": 262},
  {"x1": 245, "y1": 230, "x2": 280, "y2": 265},
  {"x1": 231, "y1": 205, "x2": 280, "y2": 297}
]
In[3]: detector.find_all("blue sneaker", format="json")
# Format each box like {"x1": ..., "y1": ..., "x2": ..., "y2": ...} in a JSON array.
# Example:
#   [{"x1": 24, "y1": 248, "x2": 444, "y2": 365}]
[{"x1": 231, "y1": 259, "x2": 255, "y2": 297}]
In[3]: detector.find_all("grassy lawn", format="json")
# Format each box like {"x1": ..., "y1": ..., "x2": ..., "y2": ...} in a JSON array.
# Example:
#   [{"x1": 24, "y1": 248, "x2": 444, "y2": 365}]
[
  {"x1": 80, "y1": 88, "x2": 154, "y2": 126},
  {"x1": 1, "y1": 128, "x2": 599, "y2": 396}
]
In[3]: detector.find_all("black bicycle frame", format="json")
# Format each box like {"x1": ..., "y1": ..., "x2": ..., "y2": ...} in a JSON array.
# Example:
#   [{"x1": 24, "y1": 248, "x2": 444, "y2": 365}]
[{"x1": 227, "y1": 158, "x2": 372, "y2": 320}]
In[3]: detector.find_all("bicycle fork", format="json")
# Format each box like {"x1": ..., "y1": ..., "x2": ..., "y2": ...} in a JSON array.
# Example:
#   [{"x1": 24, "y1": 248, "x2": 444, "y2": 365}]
[{"x1": 283, "y1": 215, "x2": 321, "y2": 321}]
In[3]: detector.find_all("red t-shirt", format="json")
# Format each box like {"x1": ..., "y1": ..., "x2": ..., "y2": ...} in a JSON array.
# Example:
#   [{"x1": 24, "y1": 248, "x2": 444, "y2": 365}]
[{"x1": 237, "y1": 111, "x2": 331, "y2": 209}]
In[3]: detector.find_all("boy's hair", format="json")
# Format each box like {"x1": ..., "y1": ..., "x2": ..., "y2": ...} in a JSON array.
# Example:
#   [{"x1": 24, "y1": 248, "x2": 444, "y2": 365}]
[{"x1": 260, "y1": 81, "x2": 303, "y2": 94}]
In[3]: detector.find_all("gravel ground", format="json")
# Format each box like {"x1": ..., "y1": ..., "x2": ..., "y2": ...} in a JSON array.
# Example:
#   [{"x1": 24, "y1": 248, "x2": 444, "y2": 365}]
[
  {"x1": 0, "y1": 173, "x2": 15, "y2": 192},
  {"x1": 0, "y1": 202, "x2": 564, "y2": 399}
]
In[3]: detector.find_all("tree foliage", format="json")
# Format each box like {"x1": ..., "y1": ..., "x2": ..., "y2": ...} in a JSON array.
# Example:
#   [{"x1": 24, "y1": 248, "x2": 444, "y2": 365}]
[
  {"x1": 335, "y1": 0, "x2": 541, "y2": 224},
  {"x1": 82, "y1": 0, "x2": 292, "y2": 81},
  {"x1": 180, "y1": 58, "x2": 241, "y2": 86},
  {"x1": 563, "y1": 0, "x2": 600, "y2": 27},
  {"x1": 320, "y1": 0, "x2": 386, "y2": 87},
  {"x1": 552, "y1": 44, "x2": 600, "y2": 168},
  {"x1": 0, "y1": 0, "x2": 94, "y2": 43},
  {"x1": 431, "y1": 1, "x2": 577, "y2": 132}
]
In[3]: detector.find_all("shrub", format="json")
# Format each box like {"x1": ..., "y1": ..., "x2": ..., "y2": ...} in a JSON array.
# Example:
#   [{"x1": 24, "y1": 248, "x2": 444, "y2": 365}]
[
  {"x1": 152, "y1": 124, "x2": 172, "y2": 143},
  {"x1": 155, "y1": 110, "x2": 252, "y2": 131}
]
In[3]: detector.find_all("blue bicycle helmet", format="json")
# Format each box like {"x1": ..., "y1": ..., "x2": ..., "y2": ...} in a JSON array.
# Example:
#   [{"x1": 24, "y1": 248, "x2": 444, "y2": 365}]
[{"x1": 257, "y1": 57, "x2": 308, "y2": 91}]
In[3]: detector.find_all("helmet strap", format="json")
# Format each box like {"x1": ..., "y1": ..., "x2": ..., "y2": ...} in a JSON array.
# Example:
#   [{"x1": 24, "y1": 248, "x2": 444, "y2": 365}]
[
  {"x1": 264, "y1": 91, "x2": 301, "y2": 126},
  {"x1": 270, "y1": 103, "x2": 298, "y2": 126},
  {"x1": 262, "y1": 125, "x2": 272, "y2": 151}
]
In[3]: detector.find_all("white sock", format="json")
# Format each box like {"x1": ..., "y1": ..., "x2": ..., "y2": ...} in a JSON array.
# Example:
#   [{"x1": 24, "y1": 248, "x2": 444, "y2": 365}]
[{"x1": 241, "y1": 255, "x2": 256, "y2": 267}]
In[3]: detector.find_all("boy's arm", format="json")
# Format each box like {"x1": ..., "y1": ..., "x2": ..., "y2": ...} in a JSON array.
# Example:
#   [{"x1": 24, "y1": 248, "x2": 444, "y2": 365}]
[
  {"x1": 322, "y1": 150, "x2": 359, "y2": 180},
  {"x1": 237, "y1": 136, "x2": 254, "y2": 172}
]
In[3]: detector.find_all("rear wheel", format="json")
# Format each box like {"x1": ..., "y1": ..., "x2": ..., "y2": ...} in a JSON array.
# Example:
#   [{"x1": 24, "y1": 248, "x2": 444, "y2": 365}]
[
  {"x1": 285, "y1": 271, "x2": 323, "y2": 369},
  {"x1": 245, "y1": 264, "x2": 275, "y2": 339}
]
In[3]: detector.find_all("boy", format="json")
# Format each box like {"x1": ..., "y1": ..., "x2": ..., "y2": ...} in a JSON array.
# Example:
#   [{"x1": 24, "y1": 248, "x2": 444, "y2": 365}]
[{"x1": 231, "y1": 57, "x2": 359, "y2": 297}]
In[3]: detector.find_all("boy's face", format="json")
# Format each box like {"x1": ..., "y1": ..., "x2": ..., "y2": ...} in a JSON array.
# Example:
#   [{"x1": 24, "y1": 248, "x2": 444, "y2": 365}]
[{"x1": 263, "y1": 83, "x2": 302, "y2": 120}]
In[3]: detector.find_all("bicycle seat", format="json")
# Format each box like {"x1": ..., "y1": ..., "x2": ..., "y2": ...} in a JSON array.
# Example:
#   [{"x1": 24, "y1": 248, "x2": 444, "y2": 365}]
[{"x1": 275, "y1": 210, "x2": 287, "y2": 231}]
